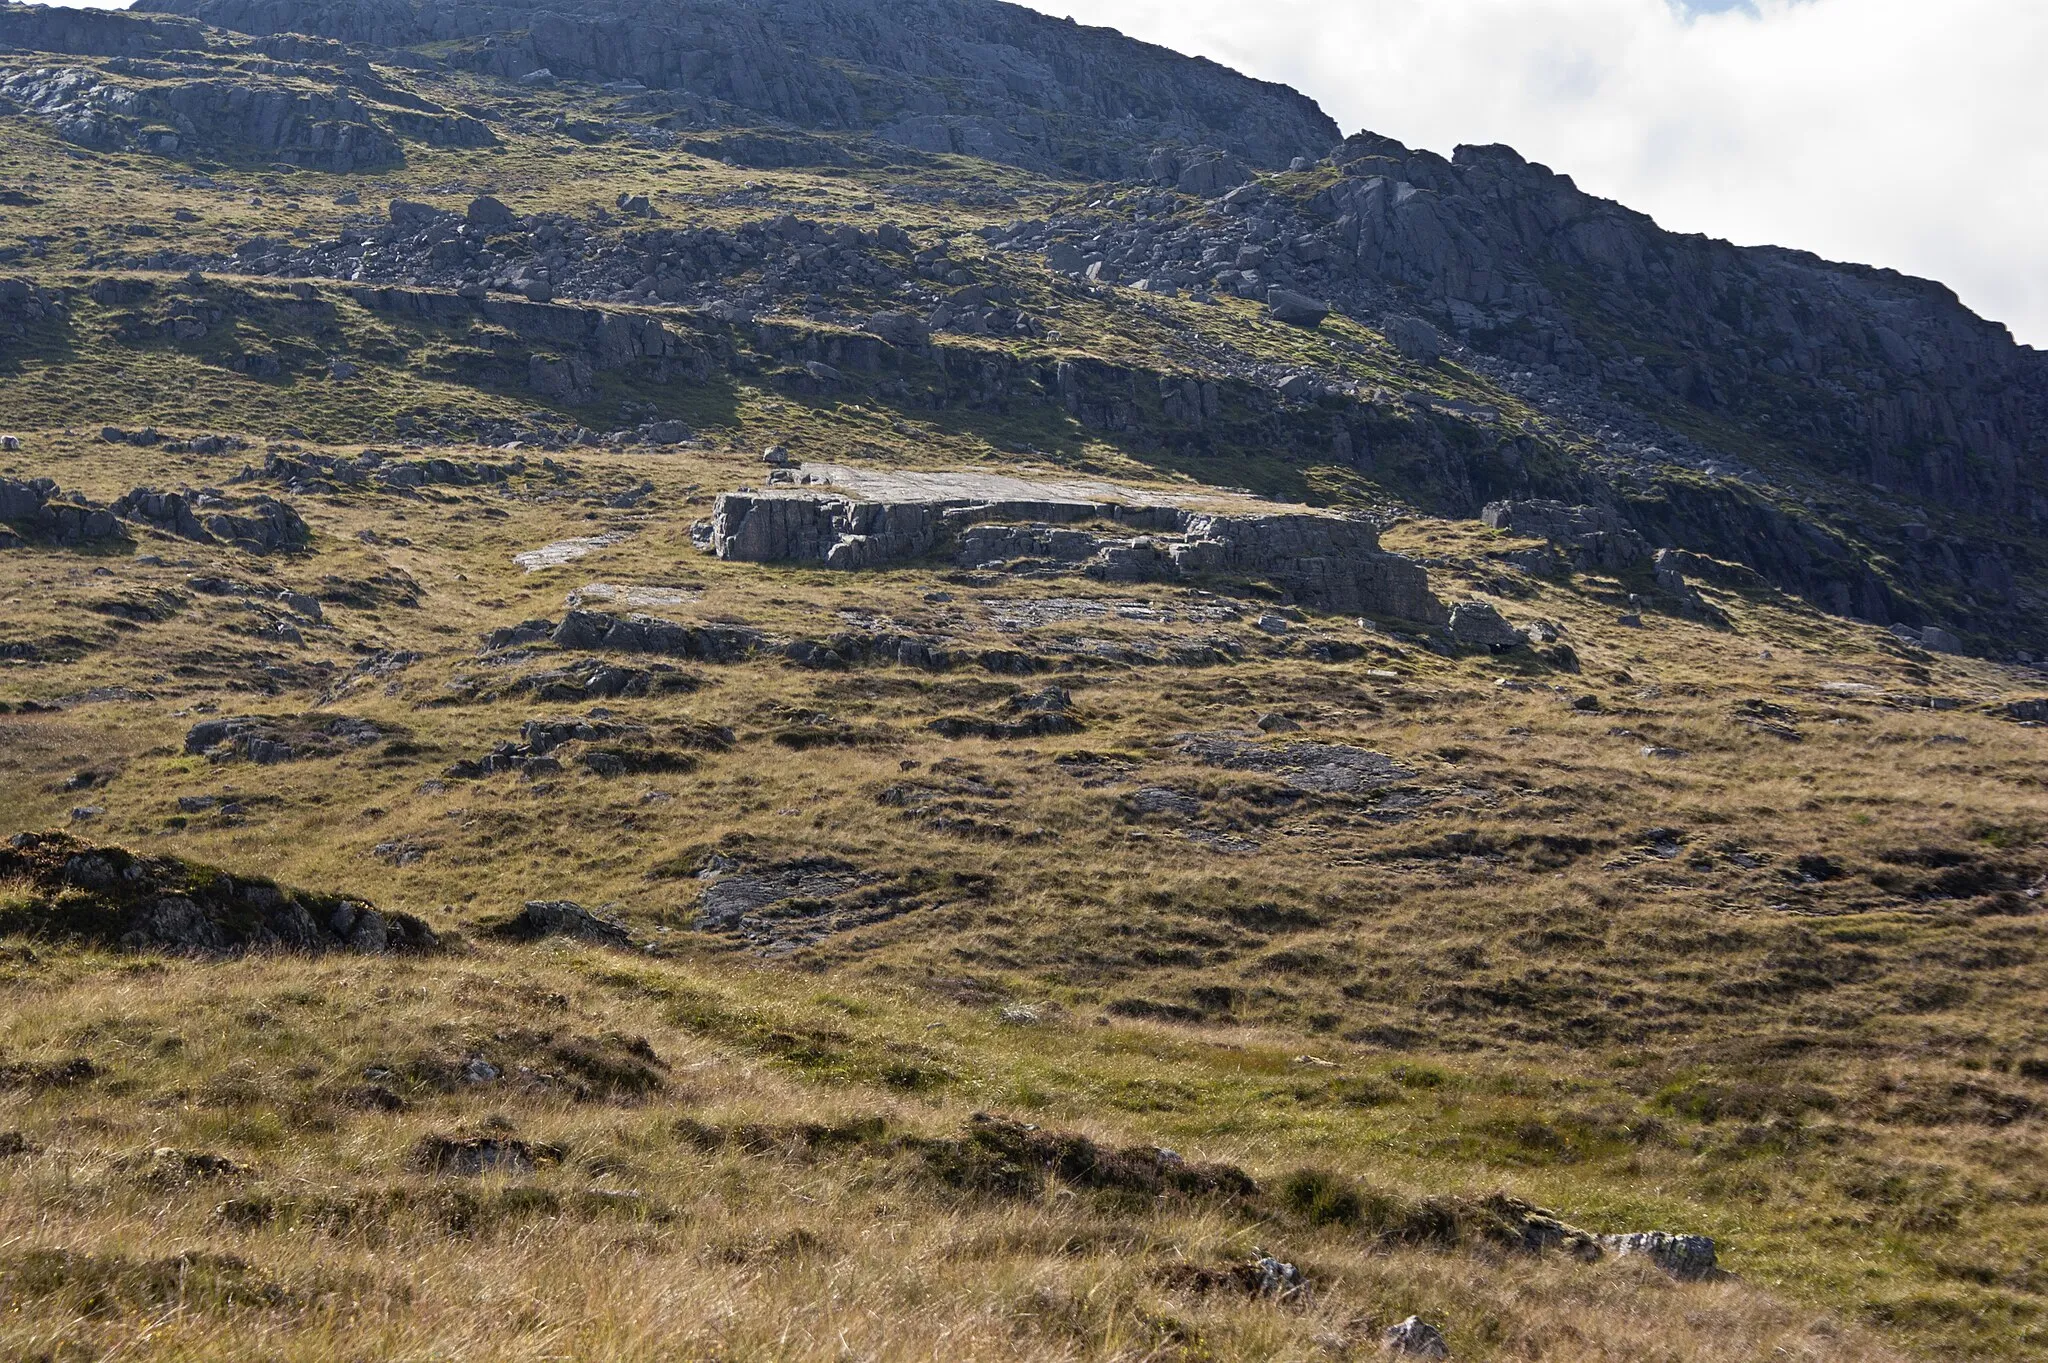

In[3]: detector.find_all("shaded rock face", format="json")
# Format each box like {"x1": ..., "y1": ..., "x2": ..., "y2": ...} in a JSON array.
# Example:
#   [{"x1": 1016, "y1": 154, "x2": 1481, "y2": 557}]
[
  {"x1": 112, "y1": 487, "x2": 310, "y2": 553},
  {"x1": 0, "y1": 477, "x2": 128, "y2": 548},
  {"x1": 1483, "y1": 500, "x2": 1649, "y2": 573},
  {"x1": 710, "y1": 491, "x2": 1445, "y2": 623},
  {"x1": 0, "y1": 65, "x2": 417, "y2": 170},
  {"x1": 1310, "y1": 135, "x2": 2048, "y2": 522},
  {"x1": 0, "y1": 831, "x2": 438, "y2": 956},
  {"x1": 132, "y1": 0, "x2": 1339, "y2": 175}
]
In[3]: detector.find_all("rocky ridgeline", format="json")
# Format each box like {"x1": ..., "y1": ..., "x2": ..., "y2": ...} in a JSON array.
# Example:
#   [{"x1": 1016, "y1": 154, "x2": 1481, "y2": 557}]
[
  {"x1": 1018, "y1": 136, "x2": 2047, "y2": 531},
  {"x1": 133, "y1": 0, "x2": 1337, "y2": 176},
  {"x1": 708, "y1": 487, "x2": 1445, "y2": 624},
  {"x1": 243, "y1": 446, "x2": 526, "y2": 495},
  {"x1": 0, "y1": 830, "x2": 437, "y2": 955},
  {"x1": 0, "y1": 5, "x2": 495, "y2": 169}
]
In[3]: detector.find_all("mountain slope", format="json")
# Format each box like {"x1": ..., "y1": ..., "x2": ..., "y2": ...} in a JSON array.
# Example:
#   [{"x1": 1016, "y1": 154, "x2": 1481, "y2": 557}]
[{"x1": 3, "y1": 2, "x2": 2048, "y2": 1359}]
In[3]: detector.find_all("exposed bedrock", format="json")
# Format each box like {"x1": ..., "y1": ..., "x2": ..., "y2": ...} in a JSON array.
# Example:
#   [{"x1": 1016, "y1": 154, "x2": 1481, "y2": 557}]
[{"x1": 708, "y1": 489, "x2": 1445, "y2": 624}]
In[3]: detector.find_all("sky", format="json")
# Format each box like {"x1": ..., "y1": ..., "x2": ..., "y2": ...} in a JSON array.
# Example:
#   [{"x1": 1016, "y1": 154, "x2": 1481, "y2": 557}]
[{"x1": 1023, "y1": 0, "x2": 2048, "y2": 347}]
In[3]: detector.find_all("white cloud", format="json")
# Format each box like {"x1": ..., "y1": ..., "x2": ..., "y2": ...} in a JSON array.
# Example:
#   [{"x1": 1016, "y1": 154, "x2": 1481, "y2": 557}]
[{"x1": 1028, "y1": 0, "x2": 2048, "y2": 347}]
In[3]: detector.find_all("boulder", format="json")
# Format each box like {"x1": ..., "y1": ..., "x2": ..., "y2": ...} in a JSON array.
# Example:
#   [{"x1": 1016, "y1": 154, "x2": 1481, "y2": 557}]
[
  {"x1": 486, "y1": 899, "x2": 633, "y2": 948},
  {"x1": 464, "y1": 194, "x2": 515, "y2": 229},
  {"x1": 1482, "y1": 500, "x2": 1651, "y2": 573},
  {"x1": 1385, "y1": 316, "x2": 1444, "y2": 363},
  {"x1": 1267, "y1": 287, "x2": 1330, "y2": 327},
  {"x1": 1448, "y1": 600, "x2": 1525, "y2": 651}
]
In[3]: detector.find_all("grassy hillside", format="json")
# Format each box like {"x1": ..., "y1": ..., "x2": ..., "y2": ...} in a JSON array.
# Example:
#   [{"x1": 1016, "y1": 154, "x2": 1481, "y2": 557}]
[{"x1": 2, "y1": 43, "x2": 2047, "y2": 1363}]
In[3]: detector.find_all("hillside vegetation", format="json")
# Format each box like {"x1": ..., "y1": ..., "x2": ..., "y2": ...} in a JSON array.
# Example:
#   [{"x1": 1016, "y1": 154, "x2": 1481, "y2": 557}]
[{"x1": 3, "y1": 2, "x2": 2047, "y2": 1359}]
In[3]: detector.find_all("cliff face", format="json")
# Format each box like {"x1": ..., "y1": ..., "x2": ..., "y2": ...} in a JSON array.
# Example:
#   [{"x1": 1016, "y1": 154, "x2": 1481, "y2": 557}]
[
  {"x1": 129, "y1": 0, "x2": 1341, "y2": 174},
  {"x1": 1316, "y1": 136, "x2": 2047, "y2": 524}
]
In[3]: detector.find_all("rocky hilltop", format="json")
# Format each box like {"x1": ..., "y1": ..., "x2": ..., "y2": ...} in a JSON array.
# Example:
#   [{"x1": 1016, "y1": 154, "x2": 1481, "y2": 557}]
[
  {"x1": 128, "y1": 0, "x2": 1339, "y2": 174},
  {"x1": 3, "y1": 0, "x2": 2040, "y2": 650}
]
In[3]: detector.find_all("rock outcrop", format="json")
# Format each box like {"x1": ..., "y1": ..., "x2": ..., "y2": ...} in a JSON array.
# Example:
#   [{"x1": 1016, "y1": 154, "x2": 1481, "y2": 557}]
[
  {"x1": 112, "y1": 487, "x2": 310, "y2": 553},
  {"x1": 710, "y1": 489, "x2": 1443, "y2": 622},
  {"x1": 0, "y1": 831, "x2": 437, "y2": 955},
  {"x1": 1482, "y1": 500, "x2": 1650, "y2": 573},
  {"x1": 0, "y1": 477, "x2": 128, "y2": 548},
  {"x1": 132, "y1": 0, "x2": 1339, "y2": 175}
]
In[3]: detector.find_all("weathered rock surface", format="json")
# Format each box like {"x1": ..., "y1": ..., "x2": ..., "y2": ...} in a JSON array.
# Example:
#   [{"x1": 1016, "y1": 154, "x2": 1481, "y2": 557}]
[
  {"x1": 135, "y1": 0, "x2": 1338, "y2": 176},
  {"x1": 485, "y1": 898, "x2": 633, "y2": 947},
  {"x1": 1178, "y1": 733, "x2": 1417, "y2": 795},
  {"x1": 0, "y1": 831, "x2": 437, "y2": 955},
  {"x1": 0, "y1": 476, "x2": 128, "y2": 547},
  {"x1": 711, "y1": 484, "x2": 1443, "y2": 623},
  {"x1": 1447, "y1": 599, "x2": 1525, "y2": 652},
  {"x1": 1483, "y1": 500, "x2": 1650, "y2": 573},
  {"x1": 113, "y1": 487, "x2": 310, "y2": 553},
  {"x1": 1597, "y1": 1231, "x2": 1720, "y2": 1280}
]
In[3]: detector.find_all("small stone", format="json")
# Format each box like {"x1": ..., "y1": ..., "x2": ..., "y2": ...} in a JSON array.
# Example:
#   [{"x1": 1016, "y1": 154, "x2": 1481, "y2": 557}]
[
  {"x1": 1383, "y1": 1316, "x2": 1450, "y2": 1358},
  {"x1": 1257, "y1": 712, "x2": 1302, "y2": 733},
  {"x1": 1255, "y1": 613, "x2": 1291, "y2": 634}
]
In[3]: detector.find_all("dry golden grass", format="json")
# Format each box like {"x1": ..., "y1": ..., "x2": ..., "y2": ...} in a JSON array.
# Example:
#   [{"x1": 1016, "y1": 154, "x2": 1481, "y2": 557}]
[{"x1": 0, "y1": 92, "x2": 2045, "y2": 1355}]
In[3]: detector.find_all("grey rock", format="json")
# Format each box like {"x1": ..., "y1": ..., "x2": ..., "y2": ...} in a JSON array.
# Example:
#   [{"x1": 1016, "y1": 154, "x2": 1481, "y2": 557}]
[
  {"x1": 1597, "y1": 1232, "x2": 1719, "y2": 1280},
  {"x1": 465, "y1": 194, "x2": 515, "y2": 229},
  {"x1": 134, "y1": 0, "x2": 1339, "y2": 175},
  {"x1": 1179, "y1": 733, "x2": 1416, "y2": 795},
  {"x1": 1447, "y1": 600, "x2": 1525, "y2": 651},
  {"x1": 492, "y1": 899, "x2": 633, "y2": 947},
  {"x1": 1385, "y1": 316, "x2": 1444, "y2": 363},
  {"x1": 1267, "y1": 287, "x2": 1330, "y2": 327},
  {"x1": 1482, "y1": 500, "x2": 1650, "y2": 574},
  {"x1": 1383, "y1": 1316, "x2": 1450, "y2": 1358}
]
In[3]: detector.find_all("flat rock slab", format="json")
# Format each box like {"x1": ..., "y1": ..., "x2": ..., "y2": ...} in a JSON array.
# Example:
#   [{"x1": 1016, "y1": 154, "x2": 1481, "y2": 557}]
[
  {"x1": 983, "y1": 597, "x2": 1245, "y2": 630},
  {"x1": 566, "y1": 582, "x2": 700, "y2": 609},
  {"x1": 515, "y1": 533, "x2": 632, "y2": 572},
  {"x1": 1179, "y1": 733, "x2": 1416, "y2": 795},
  {"x1": 783, "y1": 462, "x2": 1242, "y2": 511}
]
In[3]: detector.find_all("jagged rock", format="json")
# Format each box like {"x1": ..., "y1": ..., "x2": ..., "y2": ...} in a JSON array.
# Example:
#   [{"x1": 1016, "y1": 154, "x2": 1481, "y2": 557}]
[
  {"x1": 113, "y1": 487, "x2": 309, "y2": 553},
  {"x1": 1147, "y1": 146, "x2": 1256, "y2": 198},
  {"x1": 486, "y1": 899, "x2": 633, "y2": 948},
  {"x1": 0, "y1": 64, "x2": 425, "y2": 170},
  {"x1": 713, "y1": 489, "x2": 1441, "y2": 622},
  {"x1": 1482, "y1": 500, "x2": 1651, "y2": 573},
  {"x1": 1385, "y1": 316, "x2": 1444, "y2": 363},
  {"x1": 184, "y1": 714, "x2": 384, "y2": 764},
  {"x1": 0, "y1": 477, "x2": 127, "y2": 547},
  {"x1": 0, "y1": 831, "x2": 437, "y2": 956},
  {"x1": 1383, "y1": 1316, "x2": 1451, "y2": 1358}
]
